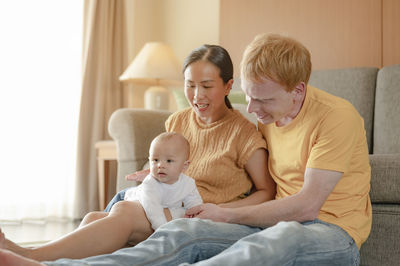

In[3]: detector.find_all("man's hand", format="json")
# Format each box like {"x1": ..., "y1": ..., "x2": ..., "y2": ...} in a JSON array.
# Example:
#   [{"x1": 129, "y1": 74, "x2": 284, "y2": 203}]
[
  {"x1": 185, "y1": 203, "x2": 228, "y2": 223},
  {"x1": 125, "y1": 169, "x2": 150, "y2": 181}
]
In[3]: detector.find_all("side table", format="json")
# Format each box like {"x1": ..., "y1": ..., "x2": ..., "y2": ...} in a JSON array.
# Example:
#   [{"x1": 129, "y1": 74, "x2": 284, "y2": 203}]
[{"x1": 95, "y1": 140, "x2": 117, "y2": 210}]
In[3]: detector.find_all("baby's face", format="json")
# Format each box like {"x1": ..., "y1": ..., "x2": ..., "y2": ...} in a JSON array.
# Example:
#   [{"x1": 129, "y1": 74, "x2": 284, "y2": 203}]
[{"x1": 149, "y1": 138, "x2": 188, "y2": 184}]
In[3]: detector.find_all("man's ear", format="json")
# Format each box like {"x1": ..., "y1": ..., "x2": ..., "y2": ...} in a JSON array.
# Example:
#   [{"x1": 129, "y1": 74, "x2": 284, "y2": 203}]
[
  {"x1": 182, "y1": 160, "x2": 190, "y2": 172},
  {"x1": 292, "y1": 82, "x2": 306, "y2": 99},
  {"x1": 294, "y1": 82, "x2": 306, "y2": 93}
]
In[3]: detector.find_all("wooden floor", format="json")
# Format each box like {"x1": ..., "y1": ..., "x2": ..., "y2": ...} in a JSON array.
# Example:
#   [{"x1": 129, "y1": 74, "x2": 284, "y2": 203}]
[{"x1": 1, "y1": 219, "x2": 81, "y2": 247}]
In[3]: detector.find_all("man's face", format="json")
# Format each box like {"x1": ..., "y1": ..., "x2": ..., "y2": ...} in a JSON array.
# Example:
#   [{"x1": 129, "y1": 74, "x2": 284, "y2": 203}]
[{"x1": 241, "y1": 78, "x2": 298, "y2": 126}]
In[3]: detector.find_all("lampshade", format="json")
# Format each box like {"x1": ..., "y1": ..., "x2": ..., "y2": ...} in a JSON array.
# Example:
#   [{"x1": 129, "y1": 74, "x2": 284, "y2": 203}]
[{"x1": 119, "y1": 42, "x2": 182, "y2": 85}]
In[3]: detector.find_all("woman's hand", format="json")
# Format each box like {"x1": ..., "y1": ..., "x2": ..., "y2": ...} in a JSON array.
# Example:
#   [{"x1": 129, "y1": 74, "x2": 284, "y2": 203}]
[
  {"x1": 125, "y1": 169, "x2": 150, "y2": 182},
  {"x1": 185, "y1": 203, "x2": 228, "y2": 223}
]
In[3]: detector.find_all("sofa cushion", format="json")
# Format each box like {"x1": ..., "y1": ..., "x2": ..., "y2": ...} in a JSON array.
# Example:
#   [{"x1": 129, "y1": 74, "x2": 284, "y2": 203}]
[
  {"x1": 374, "y1": 64, "x2": 400, "y2": 154},
  {"x1": 360, "y1": 203, "x2": 400, "y2": 266},
  {"x1": 309, "y1": 67, "x2": 378, "y2": 153},
  {"x1": 369, "y1": 154, "x2": 400, "y2": 203}
]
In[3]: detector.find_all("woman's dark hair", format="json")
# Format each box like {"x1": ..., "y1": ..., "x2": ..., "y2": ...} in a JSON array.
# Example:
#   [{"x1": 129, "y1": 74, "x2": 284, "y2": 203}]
[{"x1": 183, "y1": 45, "x2": 233, "y2": 109}]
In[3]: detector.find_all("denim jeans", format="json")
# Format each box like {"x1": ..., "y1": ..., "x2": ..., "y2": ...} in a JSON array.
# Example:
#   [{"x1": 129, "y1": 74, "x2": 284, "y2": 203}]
[
  {"x1": 104, "y1": 189, "x2": 128, "y2": 212},
  {"x1": 44, "y1": 218, "x2": 359, "y2": 266}
]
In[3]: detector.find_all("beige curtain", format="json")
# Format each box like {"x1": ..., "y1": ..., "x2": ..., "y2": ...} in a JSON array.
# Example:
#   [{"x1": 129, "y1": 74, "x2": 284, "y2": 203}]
[{"x1": 74, "y1": 0, "x2": 128, "y2": 218}]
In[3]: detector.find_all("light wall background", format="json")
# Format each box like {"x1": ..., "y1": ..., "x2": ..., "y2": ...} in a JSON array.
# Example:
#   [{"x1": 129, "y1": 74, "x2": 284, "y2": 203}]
[
  {"x1": 123, "y1": 0, "x2": 219, "y2": 110},
  {"x1": 122, "y1": 0, "x2": 400, "y2": 109},
  {"x1": 220, "y1": 0, "x2": 400, "y2": 75}
]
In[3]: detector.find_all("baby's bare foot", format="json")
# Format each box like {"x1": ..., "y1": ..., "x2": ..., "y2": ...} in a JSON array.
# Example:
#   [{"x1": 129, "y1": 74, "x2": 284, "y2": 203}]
[{"x1": 0, "y1": 249, "x2": 44, "y2": 266}]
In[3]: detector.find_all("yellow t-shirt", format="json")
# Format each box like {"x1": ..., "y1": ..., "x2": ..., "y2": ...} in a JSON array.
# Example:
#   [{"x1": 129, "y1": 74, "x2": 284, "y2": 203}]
[
  {"x1": 258, "y1": 85, "x2": 372, "y2": 249},
  {"x1": 165, "y1": 108, "x2": 267, "y2": 204}
]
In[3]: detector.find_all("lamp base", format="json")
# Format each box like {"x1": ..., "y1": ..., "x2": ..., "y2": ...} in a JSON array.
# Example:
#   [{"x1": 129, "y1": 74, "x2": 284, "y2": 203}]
[{"x1": 144, "y1": 86, "x2": 169, "y2": 110}]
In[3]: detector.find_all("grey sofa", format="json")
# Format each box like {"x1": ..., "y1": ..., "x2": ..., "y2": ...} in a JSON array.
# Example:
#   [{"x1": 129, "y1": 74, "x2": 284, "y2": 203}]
[{"x1": 108, "y1": 64, "x2": 400, "y2": 266}]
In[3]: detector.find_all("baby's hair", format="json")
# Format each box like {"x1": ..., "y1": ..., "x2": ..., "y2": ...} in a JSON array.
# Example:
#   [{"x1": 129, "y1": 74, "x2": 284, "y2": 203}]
[{"x1": 152, "y1": 132, "x2": 190, "y2": 159}]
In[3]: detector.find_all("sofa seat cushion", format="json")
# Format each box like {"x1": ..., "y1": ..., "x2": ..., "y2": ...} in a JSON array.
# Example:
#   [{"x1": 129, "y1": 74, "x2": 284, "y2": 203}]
[{"x1": 360, "y1": 204, "x2": 400, "y2": 266}]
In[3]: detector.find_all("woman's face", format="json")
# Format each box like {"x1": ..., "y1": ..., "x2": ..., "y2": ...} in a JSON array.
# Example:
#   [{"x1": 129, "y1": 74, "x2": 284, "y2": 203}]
[{"x1": 184, "y1": 60, "x2": 232, "y2": 124}]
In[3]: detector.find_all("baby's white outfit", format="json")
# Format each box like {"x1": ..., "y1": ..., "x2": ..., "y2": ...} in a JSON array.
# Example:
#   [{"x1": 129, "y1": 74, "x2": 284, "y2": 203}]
[{"x1": 124, "y1": 173, "x2": 203, "y2": 230}]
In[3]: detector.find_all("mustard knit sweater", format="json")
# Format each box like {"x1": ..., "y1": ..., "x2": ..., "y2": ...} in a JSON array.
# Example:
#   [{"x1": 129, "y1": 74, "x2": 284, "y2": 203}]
[{"x1": 166, "y1": 108, "x2": 266, "y2": 204}]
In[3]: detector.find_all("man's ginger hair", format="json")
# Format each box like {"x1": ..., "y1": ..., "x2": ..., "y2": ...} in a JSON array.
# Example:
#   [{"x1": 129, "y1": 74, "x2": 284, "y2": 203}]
[{"x1": 240, "y1": 33, "x2": 312, "y2": 92}]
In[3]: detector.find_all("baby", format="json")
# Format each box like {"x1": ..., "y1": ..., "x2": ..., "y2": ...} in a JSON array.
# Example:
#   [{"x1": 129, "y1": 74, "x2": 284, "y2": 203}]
[{"x1": 124, "y1": 132, "x2": 203, "y2": 230}]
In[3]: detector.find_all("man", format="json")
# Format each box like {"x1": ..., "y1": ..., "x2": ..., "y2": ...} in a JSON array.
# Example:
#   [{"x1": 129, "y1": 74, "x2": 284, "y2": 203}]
[{"x1": 0, "y1": 33, "x2": 371, "y2": 266}]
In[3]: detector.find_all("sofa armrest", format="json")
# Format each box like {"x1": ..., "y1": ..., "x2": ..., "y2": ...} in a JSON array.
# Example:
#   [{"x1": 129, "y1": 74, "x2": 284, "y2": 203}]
[
  {"x1": 108, "y1": 108, "x2": 172, "y2": 191},
  {"x1": 369, "y1": 153, "x2": 400, "y2": 203}
]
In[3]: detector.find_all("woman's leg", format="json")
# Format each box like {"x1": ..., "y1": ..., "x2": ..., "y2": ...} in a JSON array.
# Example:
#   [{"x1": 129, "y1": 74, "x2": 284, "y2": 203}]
[
  {"x1": 80, "y1": 187, "x2": 129, "y2": 227},
  {"x1": 0, "y1": 249, "x2": 43, "y2": 266},
  {"x1": 104, "y1": 188, "x2": 128, "y2": 212},
  {"x1": 2, "y1": 200, "x2": 154, "y2": 262},
  {"x1": 79, "y1": 211, "x2": 108, "y2": 227}
]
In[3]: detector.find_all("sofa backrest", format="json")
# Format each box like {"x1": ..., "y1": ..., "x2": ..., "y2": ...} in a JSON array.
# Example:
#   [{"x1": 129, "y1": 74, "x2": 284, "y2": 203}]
[
  {"x1": 374, "y1": 64, "x2": 400, "y2": 154},
  {"x1": 309, "y1": 67, "x2": 378, "y2": 153},
  {"x1": 108, "y1": 108, "x2": 172, "y2": 191}
]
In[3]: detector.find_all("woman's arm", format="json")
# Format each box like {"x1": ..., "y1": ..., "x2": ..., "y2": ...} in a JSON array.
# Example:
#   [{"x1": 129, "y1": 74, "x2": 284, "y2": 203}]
[{"x1": 219, "y1": 148, "x2": 276, "y2": 208}]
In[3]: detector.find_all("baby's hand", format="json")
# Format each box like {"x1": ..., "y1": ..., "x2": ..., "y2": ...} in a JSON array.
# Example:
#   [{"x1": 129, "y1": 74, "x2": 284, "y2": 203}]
[{"x1": 125, "y1": 169, "x2": 150, "y2": 182}]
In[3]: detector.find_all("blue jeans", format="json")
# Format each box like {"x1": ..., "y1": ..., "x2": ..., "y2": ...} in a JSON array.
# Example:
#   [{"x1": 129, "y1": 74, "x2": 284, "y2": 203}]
[
  {"x1": 44, "y1": 218, "x2": 359, "y2": 266},
  {"x1": 104, "y1": 189, "x2": 128, "y2": 212}
]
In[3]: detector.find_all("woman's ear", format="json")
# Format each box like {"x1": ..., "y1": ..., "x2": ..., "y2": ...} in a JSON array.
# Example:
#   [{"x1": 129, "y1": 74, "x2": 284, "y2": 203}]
[{"x1": 225, "y1": 79, "x2": 234, "y2": 95}]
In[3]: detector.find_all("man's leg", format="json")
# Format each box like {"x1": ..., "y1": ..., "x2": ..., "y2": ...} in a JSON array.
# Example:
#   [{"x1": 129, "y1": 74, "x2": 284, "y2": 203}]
[
  {"x1": 192, "y1": 219, "x2": 359, "y2": 266},
  {"x1": 43, "y1": 218, "x2": 262, "y2": 266}
]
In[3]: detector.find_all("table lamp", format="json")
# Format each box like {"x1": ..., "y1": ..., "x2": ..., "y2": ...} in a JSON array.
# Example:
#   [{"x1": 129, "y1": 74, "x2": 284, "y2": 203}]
[{"x1": 119, "y1": 42, "x2": 182, "y2": 110}]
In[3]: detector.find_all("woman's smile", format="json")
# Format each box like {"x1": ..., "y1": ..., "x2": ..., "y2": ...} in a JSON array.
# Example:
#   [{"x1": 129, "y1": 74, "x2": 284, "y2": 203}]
[{"x1": 184, "y1": 60, "x2": 231, "y2": 124}]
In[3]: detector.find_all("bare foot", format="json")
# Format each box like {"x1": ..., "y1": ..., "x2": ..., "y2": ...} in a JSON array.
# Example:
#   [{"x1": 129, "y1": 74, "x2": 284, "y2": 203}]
[
  {"x1": 0, "y1": 228, "x2": 32, "y2": 258},
  {"x1": 0, "y1": 228, "x2": 5, "y2": 248},
  {"x1": 0, "y1": 249, "x2": 44, "y2": 266}
]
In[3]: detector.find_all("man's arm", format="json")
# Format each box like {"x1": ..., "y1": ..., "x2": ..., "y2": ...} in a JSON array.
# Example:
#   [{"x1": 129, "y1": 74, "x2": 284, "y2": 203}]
[{"x1": 186, "y1": 168, "x2": 342, "y2": 227}]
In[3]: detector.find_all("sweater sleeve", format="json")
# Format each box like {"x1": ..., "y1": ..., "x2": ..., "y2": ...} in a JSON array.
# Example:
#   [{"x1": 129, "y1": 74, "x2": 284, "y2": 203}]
[{"x1": 235, "y1": 114, "x2": 267, "y2": 168}]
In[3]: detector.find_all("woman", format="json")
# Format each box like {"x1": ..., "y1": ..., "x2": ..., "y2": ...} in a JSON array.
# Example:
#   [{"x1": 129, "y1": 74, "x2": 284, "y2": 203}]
[{"x1": 0, "y1": 45, "x2": 275, "y2": 262}]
